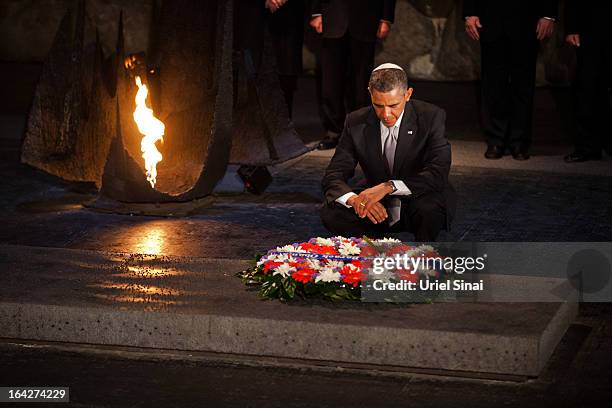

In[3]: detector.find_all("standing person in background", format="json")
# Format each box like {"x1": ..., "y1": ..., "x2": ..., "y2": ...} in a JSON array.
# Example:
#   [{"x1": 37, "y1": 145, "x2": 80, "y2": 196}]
[
  {"x1": 563, "y1": 0, "x2": 612, "y2": 162},
  {"x1": 310, "y1": 0, "x2": 396, "y2": 150},
  {"x1": 234, "y1": 0, "x2": 305, "y2": 118},
  {"x1": 463, "y1": 1, "x2": 558, "y2": 160},
  {"x1": 266, "y1": 0, "x2": 305, "y2": 118}
]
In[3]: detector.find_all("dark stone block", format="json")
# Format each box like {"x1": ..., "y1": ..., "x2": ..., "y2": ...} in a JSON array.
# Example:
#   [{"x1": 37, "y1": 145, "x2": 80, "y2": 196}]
[
  {"x1": 230, "y1": 12, "x2": 310, "y2": 165},
  {"x1": 102, "y1": 0, "x2": 234, "y2": 202},
  {"x1": 21, "y1": 1, "x2": 115, "y2": 187},
  {"x1": 22, "y1": 0, "x2": 309, "y2": 204}
]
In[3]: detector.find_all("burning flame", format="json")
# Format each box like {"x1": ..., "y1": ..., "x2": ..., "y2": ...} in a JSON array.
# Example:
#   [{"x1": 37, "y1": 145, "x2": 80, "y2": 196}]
[{"x1": 133, "y1": 76, "x2": 164, "y2": 188}]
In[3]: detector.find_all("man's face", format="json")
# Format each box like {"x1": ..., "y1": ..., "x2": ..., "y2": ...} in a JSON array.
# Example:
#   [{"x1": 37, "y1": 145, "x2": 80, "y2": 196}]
[{"x1": 370, "y1": 86, "x2": 413, "y2": 128}]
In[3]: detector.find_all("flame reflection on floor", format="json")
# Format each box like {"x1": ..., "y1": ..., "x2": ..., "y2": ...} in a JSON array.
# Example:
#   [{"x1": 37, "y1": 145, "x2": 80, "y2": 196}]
[{"x1": 134, "y1": 226, "x2": 166, "y2": 255}]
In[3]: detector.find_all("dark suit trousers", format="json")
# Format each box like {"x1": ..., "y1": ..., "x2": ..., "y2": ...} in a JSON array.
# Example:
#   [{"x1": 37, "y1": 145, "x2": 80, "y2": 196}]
[
  {"x1": 480, "y1": 35, "x2": 539, "y2": 150},
  {"x1": 320, "y1": 192, "x2": 447, "y2": 242},
  {"x1": 573, "y1": 33, "x2": 612, "y2": 154},
  {"x1": 320, "y1": 34, "x2": 376, "y2": 134}
]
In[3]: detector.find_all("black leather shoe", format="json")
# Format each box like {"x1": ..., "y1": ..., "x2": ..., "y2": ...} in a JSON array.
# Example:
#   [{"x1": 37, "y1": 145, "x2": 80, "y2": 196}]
[
  {"x1": 317, "y1": 137, "x2": 338, "y2": 150},
  {"x1": 564, "y1": 151, "x2": 602, "y2": 163},
  {"x1": 484, "y1": 145, "x2": 504, "y2": 159},
  {"x1": 511, "y1": 148, "x2": 530, "y2": 161},
  {"x1": 317, "y1": 132, "x2": 340, "y2": 150}
]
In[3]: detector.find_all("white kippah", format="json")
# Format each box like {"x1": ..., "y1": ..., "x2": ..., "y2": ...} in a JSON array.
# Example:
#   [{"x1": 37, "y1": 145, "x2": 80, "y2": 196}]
[{"x1": 372, "y1": 63, "x2": 404, "y2": 72}]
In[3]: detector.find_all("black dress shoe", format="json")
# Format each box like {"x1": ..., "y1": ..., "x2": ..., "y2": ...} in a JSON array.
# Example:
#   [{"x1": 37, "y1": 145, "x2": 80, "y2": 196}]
[
  {"x1": 564, "y1": 151, "x2": 602, "y2": 163},
  {"x1": 484, "y1": 145, "x2": 504, "y2": 159},
  {"x1": 317, "y1": 136, "x2": 339, "y2": 150},
  {"x1": 511, "y1": 148, "x2": 530, "y2": 161}
]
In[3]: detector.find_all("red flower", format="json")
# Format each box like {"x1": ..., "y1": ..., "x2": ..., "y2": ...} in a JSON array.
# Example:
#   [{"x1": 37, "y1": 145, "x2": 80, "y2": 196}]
[
  {"x1": 386, "y1": 244, "x2": 414, "y2": 256},
  {"x1": 360, "y1": 259, "x2": 374, "y2": 269},
  {"x1": 299, "y1": 243, "x2": 315, "y2": 251},
  {"x1": 397, "y1": 268, "x2": 419, "y2": 283},
  {"x1": 315, "y1": 245, "x2": 339, "y2": 255},
  {"x1": 341, "y1": 264, "x2": 364, "y2": 287},
  {"x1": 263, "y1": 261, "x2": 282, "y2": 273},
  {"x1": 360, "y1": 246, "x2": 378, "y2": 257},
  {"x1": 289, "y1": 259, "x2": 308, "y2": 269},
  {"x1": 292, "y1": 268, "x2": 316, "y2": 284}
]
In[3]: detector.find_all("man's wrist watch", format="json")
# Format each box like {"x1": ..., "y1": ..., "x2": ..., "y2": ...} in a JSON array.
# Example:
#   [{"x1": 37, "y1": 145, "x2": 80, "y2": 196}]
[{"x1": 386, "y1": 180, "x2": 397, "y2": 194}]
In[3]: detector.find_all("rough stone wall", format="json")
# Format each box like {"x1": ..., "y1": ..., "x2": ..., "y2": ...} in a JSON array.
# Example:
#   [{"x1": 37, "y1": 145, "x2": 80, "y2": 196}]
[
  {"x1": 0, "y1": 0, "x2": 152, "y2": 61},
  {"x1": 377, "y1": 0, "x2": 480, "y2": 81}
]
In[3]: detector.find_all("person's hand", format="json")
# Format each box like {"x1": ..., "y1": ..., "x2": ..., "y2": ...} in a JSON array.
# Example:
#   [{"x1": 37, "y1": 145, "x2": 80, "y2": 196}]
[
  {"x1": 359, "y1": 183, "x2": 393, "y2": 213},
  {"x1": 464, "y1": 16, "x2": 482, "y2": 41},
  {"x1": 377, "y1": 20, "x2": 391, "y2": 39},
  {"x1": 310, "y1": 15, "x2": 323, "y2": 33},
  {"x1": 565, "y1": 34, "x2": 580, "y2": 47},
  {"x1": 347, "y1": 196, "x2": 388, "y2": 224},
  {"x1": 536, "y1": 18, "x2": 555, "y2": 40},
  {"x1": 265, "y1": 0, "x2": 286, "y2": 13},
  {"x1": 364, "y1": 202, "x2": 388, "y2": 224},
  {"x1": 348, "y1": 183, "x2": 393, "y2": 219}
]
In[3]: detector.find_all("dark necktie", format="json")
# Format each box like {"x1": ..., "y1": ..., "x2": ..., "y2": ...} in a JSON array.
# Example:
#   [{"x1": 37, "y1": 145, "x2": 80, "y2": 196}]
[{"x1": 382, "y1": 126, "x2": 400, "y2": 226}]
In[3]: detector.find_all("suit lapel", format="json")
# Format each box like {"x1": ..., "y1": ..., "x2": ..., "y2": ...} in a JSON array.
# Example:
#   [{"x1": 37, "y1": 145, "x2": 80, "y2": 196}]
[{"x1": 393, "y1": 102, "x2": 418, "y2": 176}]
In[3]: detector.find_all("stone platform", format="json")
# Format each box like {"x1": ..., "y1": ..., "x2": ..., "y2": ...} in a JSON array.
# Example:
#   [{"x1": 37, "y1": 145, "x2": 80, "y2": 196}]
[{"x1": 0, "y1": 244, "x2": 576, "y2": 378}]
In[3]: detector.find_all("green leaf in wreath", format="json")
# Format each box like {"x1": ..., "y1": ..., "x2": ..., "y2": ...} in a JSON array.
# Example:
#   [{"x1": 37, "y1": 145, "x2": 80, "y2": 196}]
[
  {"x1": 282, "y1": 278, "x2": 296, "y2": 299},
  {"x1": 303, "y1": 283, "x2": 318, "y2": 295},
  {"x1": 260, "y1": 280, "x2": 279, "y2": 299},
  {"x1": 362, "y1": 235, "x2": 385, "y2": 254}
]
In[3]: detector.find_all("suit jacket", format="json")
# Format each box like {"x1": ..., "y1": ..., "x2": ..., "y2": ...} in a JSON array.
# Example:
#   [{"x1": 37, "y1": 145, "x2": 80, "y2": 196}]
[
  {"x1": 311, "y1": 0, "x2": 396, "y2": 43},
  {"x1": 322, "y1": 100, "x2": 456, "y2": 223},
  {"x1": 234, "y1": 0, "x2": 305, "y2": 75},
  {"x1": 268, "y1": 0, "x2": 305, "y2": 75},
  {"x1": 462, "y1": 0, "x2": 558, "y2": 42},
  {"x1": 564, "y1": 0, "x2": 610, "y2": 37}
]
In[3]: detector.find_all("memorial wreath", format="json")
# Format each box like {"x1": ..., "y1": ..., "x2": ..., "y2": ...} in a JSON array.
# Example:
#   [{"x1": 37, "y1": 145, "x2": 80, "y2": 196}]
[{"x1": 238, "y1": 236, "x2": 446, "y2": 301}]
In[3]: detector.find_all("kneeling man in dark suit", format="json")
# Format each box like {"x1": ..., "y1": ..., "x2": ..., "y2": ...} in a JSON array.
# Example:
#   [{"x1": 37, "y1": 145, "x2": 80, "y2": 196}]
[{"x1": 321, "y1": 63, "x2": 456, "y2": 241}]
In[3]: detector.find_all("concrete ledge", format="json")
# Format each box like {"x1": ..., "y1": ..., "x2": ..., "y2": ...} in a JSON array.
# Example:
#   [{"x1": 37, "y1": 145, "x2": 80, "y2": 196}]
[{"x1": 0, "y1": 245, "x2": 577, "y2": 377}]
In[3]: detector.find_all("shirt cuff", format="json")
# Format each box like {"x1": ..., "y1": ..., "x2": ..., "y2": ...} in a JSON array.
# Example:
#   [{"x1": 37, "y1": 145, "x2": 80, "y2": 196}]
[
  {"x1": 336, "y1": 192, "x2": 357, "y2": 208},
  {"x1": 390, "y1": 180, "x2": 411, "y2": 196},
  {"x1": 542, "y1": 16, "x2": 556, "y2": 22},
  {"x1": 311, "y1": 13, "x2": 322, "y2": 17}
]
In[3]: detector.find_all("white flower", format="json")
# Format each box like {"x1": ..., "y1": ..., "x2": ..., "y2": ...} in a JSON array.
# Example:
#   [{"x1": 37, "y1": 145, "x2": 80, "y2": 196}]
[
  {"x1": 417, "y1": 245, "x2": 435, "y2": 253},
  {"x1": 276, "y1": 244, "x2": 304, "y2": 253},
  {"x1": 375, "y1": 237, "x2": 401, "y2": 244},
  {"x1": 423, "y1": 268, "x2": 438, "y2": 277},
  {"x1": 338, "y1": 241, "x2": 360, "y2": 256},
  {"x1": 267, "y1": 253, "x2": 297, "y2": 264},
  {"x1": 305, "y1": 258, "x2": 322, "y2": 270},
  {"x1": 315, "y1": 267, "x2": 342, "y2": 283},
  {"x1": 343, "y1": 263, "x2": 359, "y2": 273},
  {"x1": 315, "y1": 237, "x2": 335, "y2": 247},
  {"x1": 368, "y1": 265, "x2": 395, "y2": 282},
  {"x1": 272, "y1": 263, "x2": 296, "y2": 278},
  {"x1": 404, "y1": 249, "x2": 419, "y2": 258}
]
